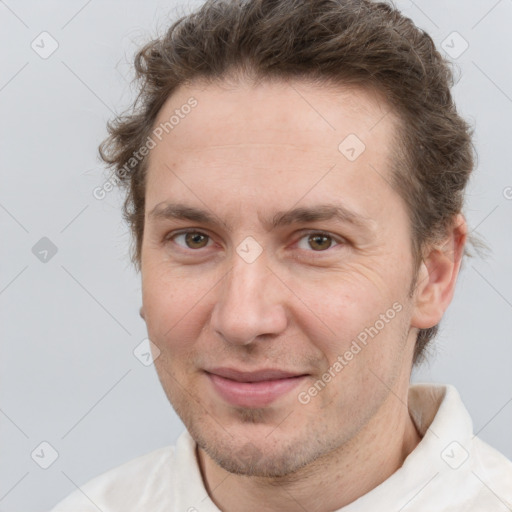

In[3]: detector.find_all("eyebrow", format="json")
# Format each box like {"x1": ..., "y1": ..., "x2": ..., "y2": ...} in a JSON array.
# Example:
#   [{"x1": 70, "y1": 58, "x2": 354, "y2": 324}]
[
  {"x1": 148, "y1": 202, "x2": 374, "y2": 232},
  {"x1": 148, "y1": 203, "x2": 228, "y2": 229},
  {"x1": 270, "y1": 204, "x2": 374, "y2": 231}
]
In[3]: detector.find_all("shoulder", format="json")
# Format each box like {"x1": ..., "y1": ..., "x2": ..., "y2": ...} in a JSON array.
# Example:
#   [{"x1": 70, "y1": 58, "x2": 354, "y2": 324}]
[
  {"x1": 470, "y1": 436, "x2": 512, "y2": 506},
  {"x1": 405, "y1": 384, "x2": 512, "y2": 510},
  {"x1": 50, "y1": 444, "x2": 176, "y2": 512}
]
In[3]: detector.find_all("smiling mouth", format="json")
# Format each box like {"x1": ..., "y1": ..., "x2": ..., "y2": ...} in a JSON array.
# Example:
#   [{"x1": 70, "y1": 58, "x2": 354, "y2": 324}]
[
  {"x1": 206, "y1": 367, "x2": 308, "y2": 382},
  {"x1": 205, "y1": 367, "x2": 309, "y2": 408}
]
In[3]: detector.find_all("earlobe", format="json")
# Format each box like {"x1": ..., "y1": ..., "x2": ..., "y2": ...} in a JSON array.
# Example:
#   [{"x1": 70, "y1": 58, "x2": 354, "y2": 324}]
[
  {"x1": 139, "y1": 306, "x2": 146, "y2": 320},
  {"x1": 410, "y1": 214, "x2": 467, "y2": 330}
]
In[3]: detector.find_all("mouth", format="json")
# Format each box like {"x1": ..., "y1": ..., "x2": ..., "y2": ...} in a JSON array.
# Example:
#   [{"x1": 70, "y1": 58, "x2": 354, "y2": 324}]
[{"x1": 204, "y1": 367, "x2": 309, "y2": 408}]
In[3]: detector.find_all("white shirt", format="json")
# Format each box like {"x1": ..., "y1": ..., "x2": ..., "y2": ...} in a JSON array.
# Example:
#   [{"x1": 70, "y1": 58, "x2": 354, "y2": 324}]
[{"x1": 50, "y1": 384, "x2": 512, "y2": 511}]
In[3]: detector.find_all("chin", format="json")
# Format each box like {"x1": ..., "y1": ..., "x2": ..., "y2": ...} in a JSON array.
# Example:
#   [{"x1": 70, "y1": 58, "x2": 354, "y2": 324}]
[{"x1": 198, "y1": 436, "x2": 313, "y2": 478}]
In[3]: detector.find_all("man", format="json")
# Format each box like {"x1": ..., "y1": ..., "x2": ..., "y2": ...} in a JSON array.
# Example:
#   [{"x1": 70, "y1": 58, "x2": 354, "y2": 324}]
[{"x1": 51, "y1": 0, "x2": 512, "y2": 510}]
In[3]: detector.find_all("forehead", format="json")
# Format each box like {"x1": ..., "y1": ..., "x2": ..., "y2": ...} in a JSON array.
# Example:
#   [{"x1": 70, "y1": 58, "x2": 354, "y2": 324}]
[
  {"x1": 144, "y1": 78, "x2": 402, "y2": 228},
  {"x1": 150, "y1": 78, "x2": 395, "y2": 155}
]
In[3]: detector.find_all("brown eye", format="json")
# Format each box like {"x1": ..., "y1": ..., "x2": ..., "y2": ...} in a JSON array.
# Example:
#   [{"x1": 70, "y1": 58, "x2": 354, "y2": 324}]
[
  {"x1": 308, "y1": 234, "x2": 333, "y2": 251},
  {"x1": 183, "y1": 232, "x2": 209, "y2": 249}
]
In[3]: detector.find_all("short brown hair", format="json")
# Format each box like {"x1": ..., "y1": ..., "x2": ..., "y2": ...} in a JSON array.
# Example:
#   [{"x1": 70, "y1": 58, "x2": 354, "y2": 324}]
[{"x1": 99, "y1": 0, "x2": 475, "y2": 364}]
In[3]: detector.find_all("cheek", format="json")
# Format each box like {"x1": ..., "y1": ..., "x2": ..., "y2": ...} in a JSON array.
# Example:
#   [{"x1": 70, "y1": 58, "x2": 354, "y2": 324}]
[
  {"x1": 294, "y1": 270, "x2": 394, "y2": 346},
  {"x1": 292, "y1": 274, "x2": 412, "y2": 382},
  {"x1": 141, "y1": 269, "x2": 212, "y2": 352}
]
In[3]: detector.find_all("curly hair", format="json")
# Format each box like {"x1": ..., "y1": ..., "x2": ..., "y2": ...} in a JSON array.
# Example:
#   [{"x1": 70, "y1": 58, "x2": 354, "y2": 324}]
[{"x1": 99, "y1": 0, "x2": 475, "y2": 364}]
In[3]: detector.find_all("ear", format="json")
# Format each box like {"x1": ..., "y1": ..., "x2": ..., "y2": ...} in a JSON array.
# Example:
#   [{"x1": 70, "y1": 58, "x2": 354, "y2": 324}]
[
  {"x1": 410, "y1": 214, "x2": 467, "y2": 329},
  {"x1": 139, "y1": 306, "x2": 146, "y2": 320}
]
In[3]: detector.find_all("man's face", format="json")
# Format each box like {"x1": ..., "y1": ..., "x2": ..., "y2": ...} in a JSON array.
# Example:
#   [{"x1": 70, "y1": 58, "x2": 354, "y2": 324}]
[{"x1": 141, "y1": 79, "x2": 421, "y2": 477}]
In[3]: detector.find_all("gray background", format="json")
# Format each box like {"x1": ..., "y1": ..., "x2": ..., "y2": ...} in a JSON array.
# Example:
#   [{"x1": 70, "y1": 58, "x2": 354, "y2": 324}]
[{"x1": 1, "y1": 0, "x2": 511, "y2": 510}]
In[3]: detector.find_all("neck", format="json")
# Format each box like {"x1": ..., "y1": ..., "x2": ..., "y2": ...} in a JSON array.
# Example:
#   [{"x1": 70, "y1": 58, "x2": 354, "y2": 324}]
[{"x1": 197, "y1": 386, "x2": 422, "y2": 512}]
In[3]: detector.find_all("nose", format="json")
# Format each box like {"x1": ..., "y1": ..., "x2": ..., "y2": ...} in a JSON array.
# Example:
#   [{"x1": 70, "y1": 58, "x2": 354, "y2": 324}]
[{"x1": 210, "y1": 254, "x2": 288, "y2": 346}]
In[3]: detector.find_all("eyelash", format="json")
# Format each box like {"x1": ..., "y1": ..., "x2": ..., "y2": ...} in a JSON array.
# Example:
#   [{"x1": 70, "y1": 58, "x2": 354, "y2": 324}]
[{"x1": 165, "y1": 229, "x2": 347, "y2": 255}]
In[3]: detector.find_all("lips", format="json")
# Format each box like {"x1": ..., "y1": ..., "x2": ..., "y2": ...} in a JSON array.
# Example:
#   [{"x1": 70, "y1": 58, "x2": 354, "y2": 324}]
[
  {"x1": 205, "y1": 367, "x2": 308, "y2": 408},
  {"x1": 207, "y1": 367, "x2": 305, "y2": 382}
]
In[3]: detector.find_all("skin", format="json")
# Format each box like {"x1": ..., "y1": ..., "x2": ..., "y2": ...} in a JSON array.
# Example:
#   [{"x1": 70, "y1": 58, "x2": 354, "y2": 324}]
[{"x1": 139, "y1": 78, "x2": 467, "y2": 511}]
